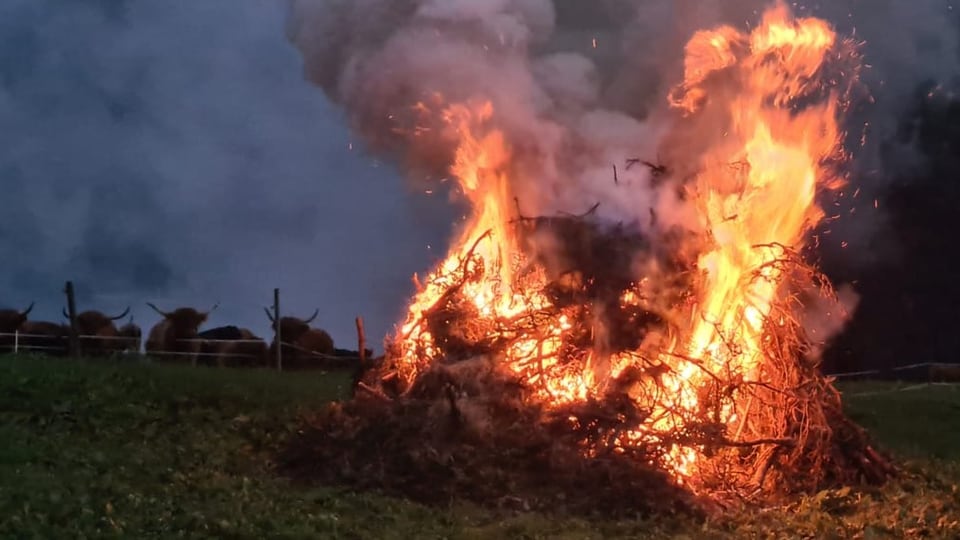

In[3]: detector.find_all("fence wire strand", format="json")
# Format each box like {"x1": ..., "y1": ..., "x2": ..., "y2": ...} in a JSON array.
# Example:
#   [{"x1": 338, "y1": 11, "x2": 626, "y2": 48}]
[{"x1": 0, "y1": 332, "x2": 364, "y2": 364}]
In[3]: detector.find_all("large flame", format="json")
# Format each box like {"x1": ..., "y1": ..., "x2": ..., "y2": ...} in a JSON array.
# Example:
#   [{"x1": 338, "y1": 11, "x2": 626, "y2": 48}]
[{"x1": 392, "y1": 3, "x2": 851, "y2": 488}]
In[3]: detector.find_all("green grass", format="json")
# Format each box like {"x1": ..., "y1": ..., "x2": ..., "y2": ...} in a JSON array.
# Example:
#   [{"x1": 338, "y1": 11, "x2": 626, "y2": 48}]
[
  {"x1": 839, "y1": 381, "x2": 960, "y2": 461},
  {"x1": 0, "y1": 356, "x2": 958, "y2": 539}
]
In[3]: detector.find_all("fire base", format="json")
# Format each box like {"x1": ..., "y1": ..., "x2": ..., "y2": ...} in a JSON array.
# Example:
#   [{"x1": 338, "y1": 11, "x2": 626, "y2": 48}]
[
  {"x1": 280, "y1": 357, "x2": 703, "y2": 518},
  {"x1": 279, "y1": 226, "x2": 895, "y2": 516},
  {"x1": 279, "y1": 346, "x2": 895, "y2": 517}
]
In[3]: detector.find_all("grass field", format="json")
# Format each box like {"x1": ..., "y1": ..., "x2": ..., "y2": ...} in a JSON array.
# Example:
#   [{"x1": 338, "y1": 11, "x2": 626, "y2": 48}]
[{"x1": 1, "y1": 355, "x2": 958, "y2": 539}]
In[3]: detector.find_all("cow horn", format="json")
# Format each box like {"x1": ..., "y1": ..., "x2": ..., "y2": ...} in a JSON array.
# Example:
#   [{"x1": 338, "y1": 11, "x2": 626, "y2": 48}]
[
  {"x1": 62, "y1": 307, "x2": 70, "y2": 319},
  {"x1": 303, "y1": 308, "x2": 319, "y2": 324},
  {"x1": 145, "y1": 302, "x2": 169, "y2": 317},
  {"x1": 109, "y1": 306, "x2": 131, "y2": 321},
  {"x1": 21, "y1": 301, "x2": 35, "y2": 317},
  {"x1": 263, "y1": 307, "x2": 275, "y2": 324}
]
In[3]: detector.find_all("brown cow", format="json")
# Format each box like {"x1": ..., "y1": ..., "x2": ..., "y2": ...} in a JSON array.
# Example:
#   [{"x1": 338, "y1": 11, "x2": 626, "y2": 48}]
[
  {"x1": 264, "y1": 308, "x2": 336, "y2": 369},
  {"x1": 63, "y1": 306, "x2": 130, "y2": 357},
  {"x1": 145, "y1": 303, "x2": 218, "y2": 365},
  {"x1": 0, "y1": 302, "x2": 34, "y2": 353},
  {"x1": 18, "y1": 320, "x2": 69, "y2": 357},
  {"x1": 232, "y1": 328, "x2": 269, "y2": 368},
  {"x1": 117, "y1": 317, "x2": 142, "y2": 355},
  {"x1": 197, "y1": 325, "x2": 269, "y2": 368}
]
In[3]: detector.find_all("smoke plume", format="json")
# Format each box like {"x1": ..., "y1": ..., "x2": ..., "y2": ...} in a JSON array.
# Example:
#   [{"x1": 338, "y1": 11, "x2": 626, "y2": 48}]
[{"x1": 286, "y1": 0, "x2": 959, "y2": 352}]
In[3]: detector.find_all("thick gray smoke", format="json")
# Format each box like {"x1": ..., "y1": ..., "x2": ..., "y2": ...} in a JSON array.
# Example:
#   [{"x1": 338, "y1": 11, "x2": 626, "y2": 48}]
[
  {"x1": 0, "y1": 0, "x2": 456, "y2": 346},
  {"x1": 287, "y1": 1, "x2": 674, "y2": 228},
  {"x1": 286, "y1": 0, "x2": 960, "y2": 352},
  {"x1": 286, "y1": 0, "x2": 959, "y2": 229}
]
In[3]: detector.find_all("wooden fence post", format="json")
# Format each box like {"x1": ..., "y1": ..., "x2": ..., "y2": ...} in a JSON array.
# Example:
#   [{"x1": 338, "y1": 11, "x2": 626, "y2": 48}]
[
  {"x1": 64, "y1": 281, "x2": 79, "y2": 358},
  {"x1": 13, "y1": 329, "x2": 18, "y2": 355},
  {"x1": 273, "y1": 288, "x2": 282, "y2": 372},
  {"x1": 356, "y1": 316, "x2": 366, "y2": 368}
]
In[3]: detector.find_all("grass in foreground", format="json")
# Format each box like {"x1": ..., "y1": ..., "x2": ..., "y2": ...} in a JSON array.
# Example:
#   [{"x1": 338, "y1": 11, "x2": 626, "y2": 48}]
[{"x1": 0, "y1": 356, "x2": 958, "y2": 538}]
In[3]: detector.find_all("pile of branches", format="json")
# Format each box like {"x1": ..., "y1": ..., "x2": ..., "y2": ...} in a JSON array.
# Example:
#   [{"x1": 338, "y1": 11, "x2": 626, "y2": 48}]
[
  {"x1": 280, "y1": 216, "x2": 710, "y2": 517},
  {"x1": 280, "y1": 356, "x2": 703, "y2": 518},
  {"x1": 278, "y1": 216, "x2": 895, "y2": 515},
  {"x1": 682, "y1": 252, "x2": 897, "y2": 498},
  {"x1": 387, "y1": 213, "x2": 698, "y2": 386}
]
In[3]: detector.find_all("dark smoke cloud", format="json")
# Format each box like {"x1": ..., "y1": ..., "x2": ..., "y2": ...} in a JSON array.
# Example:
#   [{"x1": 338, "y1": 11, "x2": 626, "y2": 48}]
[{"x1": 0, "y1": 0, "x2": 457, "y2": 347}]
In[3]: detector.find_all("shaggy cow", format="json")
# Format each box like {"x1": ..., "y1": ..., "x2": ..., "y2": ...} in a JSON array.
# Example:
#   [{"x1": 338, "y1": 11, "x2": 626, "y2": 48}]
[
  {"x1": 264, "y1": 308, "x2": 336, "y2": 369},
  {"x1": 0, "y1": 302, "x2": 34, "y2": 353},
  {"x1": 18, "y1": 321, "x2": 69, "y2": 357},
  {"x1": 145, "y1": 303, "x2": 218, "y2": 365},
  {"x1": 231, "y1": 328, "x2": 269, "y2": 368},
  {"x1": 196, "y1": 325, "x2": 268, "y2": 368},
  {"x1": 117, "y1": 317, "x2": 142, "y2": 355},
  {"x1": 63, "y1": 307, "x2": 130, "y2": 357}
]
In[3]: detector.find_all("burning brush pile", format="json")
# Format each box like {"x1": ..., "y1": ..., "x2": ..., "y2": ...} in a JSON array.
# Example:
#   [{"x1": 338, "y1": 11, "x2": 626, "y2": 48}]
[{"x1": 282, "y1": 3, "x2": 894, "y2": 516}]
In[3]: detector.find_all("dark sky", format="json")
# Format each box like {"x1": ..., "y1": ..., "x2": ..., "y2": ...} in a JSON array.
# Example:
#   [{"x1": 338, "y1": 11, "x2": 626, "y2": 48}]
[{"x1": 0, "y1": 0, "x2": 457, "y2": 348}]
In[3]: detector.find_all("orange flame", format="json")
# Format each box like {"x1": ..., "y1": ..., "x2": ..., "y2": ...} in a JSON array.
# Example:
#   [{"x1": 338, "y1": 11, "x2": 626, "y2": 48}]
[
  {"x1": 652, "y1": 2, "x2": 846, "y2": 479},
  {"x1": 392, "y1": 2, "x2": 852, "y2": 488}
]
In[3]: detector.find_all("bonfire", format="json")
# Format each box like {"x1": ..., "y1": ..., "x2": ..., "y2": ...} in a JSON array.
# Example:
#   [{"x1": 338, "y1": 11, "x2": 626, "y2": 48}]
[{"x1": 283, "y1": 3, "x2": 894, "y2": 516}]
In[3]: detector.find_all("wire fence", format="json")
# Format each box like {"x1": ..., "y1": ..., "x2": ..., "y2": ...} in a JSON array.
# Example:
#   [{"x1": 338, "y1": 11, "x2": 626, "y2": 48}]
[
  {"x1": 3, "y1": 327, "x2": 958, "y2": 383},
  {"x1": 844, "y1": 381, "x2": 960, "y2": 398},
  {"x1": 0, "y1": 331, "x2": 365, "y2": 367},
  {"x1": 0, "y1": 282, "x2": 373, "y2": 372},
  {"x1": 824, "y1": 362, "x2": 960, "y2": 379}
]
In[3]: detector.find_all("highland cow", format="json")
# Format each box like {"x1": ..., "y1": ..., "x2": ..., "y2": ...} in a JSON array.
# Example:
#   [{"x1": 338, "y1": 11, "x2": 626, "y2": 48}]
[
  {"x1": 197, "y1": 325, "x2": 268, "y2": 368},
  {"x1": 145, "y1": 302, "x2": 218, "y2": 365},
  {"x1": 117, "y1": 317, "x2": 142, "y2": 355},
  {"x1": 264, "y1": 308, "x2": 336, "y2": 369},
  {"x1": 63, "y1": 306, "x2": 130, "y2": 357},
  {"x1": 0, "y1": 302, "x2": 34, "y2": 353},
  {"x1": 18, "y1": 320, "x2": 69, "y2": 357}
]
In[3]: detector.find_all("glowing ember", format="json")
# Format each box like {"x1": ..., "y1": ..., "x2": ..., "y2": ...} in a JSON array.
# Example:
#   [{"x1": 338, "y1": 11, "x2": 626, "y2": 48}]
[{"x1": 388, "y1": 2, "x2": 859, "y2": 492}]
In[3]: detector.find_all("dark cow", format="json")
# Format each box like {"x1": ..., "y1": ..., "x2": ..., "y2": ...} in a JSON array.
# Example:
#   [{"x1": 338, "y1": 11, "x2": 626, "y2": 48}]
[
  {"x1": 264, "y1": 308, "x2": 336, "y2": 369},
  {"x1": 231, "y1": 328, "x2": 269, "y2": 368},
  {"x1": 0, "y1": 302, "x2": 34, "y2": 353},
  {"x1": 63, "y1": 307, "x2": 130, "y2": 357},
  {"x1": 196, "y1": 325, "x2": 268, "y2": 368},
  {"x1": 18, "y1": 320, "x2": 69, "y2": 357},
  {"x1": 145, "y1": 303, "x2": 218, "y2": 365},
  {"x1": 116, "y1": 317, "x2": 142, "y2": 355}
]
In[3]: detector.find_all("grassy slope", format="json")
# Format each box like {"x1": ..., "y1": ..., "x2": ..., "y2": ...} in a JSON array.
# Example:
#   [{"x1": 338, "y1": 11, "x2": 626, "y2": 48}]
[{"x1": 0, "y1": 357, "x2": 958, "y2": 539}]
